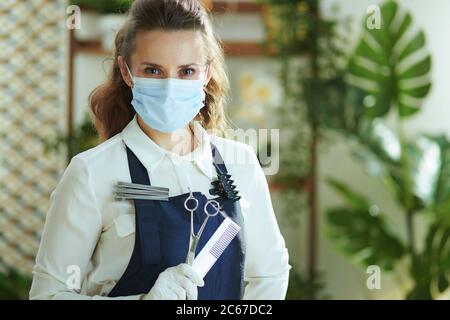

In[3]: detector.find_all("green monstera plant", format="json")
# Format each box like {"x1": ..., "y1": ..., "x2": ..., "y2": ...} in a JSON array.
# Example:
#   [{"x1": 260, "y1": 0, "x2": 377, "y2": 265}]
[
  {"x1": 326, "y1": 0, "x2": 450, "y2": 299},
  {"x1": 346, "y1": 0, "x2": 431, "y2": 117}
]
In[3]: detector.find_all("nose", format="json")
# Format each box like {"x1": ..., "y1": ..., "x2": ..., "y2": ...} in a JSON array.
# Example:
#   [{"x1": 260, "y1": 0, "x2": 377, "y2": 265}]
[{"x1": 167, "y1": 70, "x2": 182, "y2": 79}]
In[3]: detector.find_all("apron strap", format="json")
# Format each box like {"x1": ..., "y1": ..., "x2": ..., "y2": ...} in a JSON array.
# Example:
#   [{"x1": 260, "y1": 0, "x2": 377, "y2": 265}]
[
  {"x1": 210, "y1": 142, "x2": 228, "y2": 175},
  {"x1": 210, "y1": 142, "x2": 241, "y2": 202},
  {"x1": 125, "y1": 146, "x2": 161, "y2": 265},
  {"x1": 126, "y1": 144, "x2": 151, "y2": 185}
]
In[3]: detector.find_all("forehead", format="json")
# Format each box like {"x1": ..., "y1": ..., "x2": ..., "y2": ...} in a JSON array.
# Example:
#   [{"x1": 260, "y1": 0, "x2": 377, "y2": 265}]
[{"x1": 132, "y1": 29, "x2": 206, "y2": 65}]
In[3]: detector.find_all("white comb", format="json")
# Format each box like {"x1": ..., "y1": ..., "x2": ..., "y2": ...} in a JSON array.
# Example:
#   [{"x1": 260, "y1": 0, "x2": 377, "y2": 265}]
[{"x1": 191, "y1": 217, "x2": 241, "y2": 279}]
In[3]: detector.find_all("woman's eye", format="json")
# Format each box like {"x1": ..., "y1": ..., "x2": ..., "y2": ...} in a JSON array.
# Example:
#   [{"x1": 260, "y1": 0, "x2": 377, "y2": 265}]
[
  {"x1": 181, "y1": 68, "x2": 195, "y2": 76},
  {"x1": 144, "y1": 67, "x2": 161, "y2": 75}
]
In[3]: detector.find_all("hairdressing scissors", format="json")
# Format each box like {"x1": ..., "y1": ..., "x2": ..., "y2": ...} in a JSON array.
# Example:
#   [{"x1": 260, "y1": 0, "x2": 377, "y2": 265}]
[{"x1": 184, "y1": 188, "x2": 226, "y2": 265}]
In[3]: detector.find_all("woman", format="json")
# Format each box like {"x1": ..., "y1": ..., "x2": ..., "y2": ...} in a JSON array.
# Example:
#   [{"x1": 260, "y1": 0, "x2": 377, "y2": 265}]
[{"x1": 30, "y1": 0, "x2": 290, "y2": 300}]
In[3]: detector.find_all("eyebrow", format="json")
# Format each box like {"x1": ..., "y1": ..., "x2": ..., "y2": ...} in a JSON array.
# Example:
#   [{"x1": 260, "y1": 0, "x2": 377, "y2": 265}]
[{"x1": 141, "y1": 62, "x2": 199, "y2": 68}]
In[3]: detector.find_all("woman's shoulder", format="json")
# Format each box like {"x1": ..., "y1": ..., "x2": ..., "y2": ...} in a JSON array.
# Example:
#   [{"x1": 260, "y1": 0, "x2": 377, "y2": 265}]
[{"x1": 70, "y1": 132, "x2": 125, "y2": 171}]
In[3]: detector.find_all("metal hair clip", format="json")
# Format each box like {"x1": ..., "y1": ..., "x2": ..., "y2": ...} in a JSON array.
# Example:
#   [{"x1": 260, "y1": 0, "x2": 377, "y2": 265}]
[{"x1": 114, "y1": 181, "x2": 170, "y2": 201}]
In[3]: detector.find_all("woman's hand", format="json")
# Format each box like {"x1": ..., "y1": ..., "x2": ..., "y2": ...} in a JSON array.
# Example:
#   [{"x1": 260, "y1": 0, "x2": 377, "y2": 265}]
[{"x1": 143, "y1": 263, "x2": 204, "y2": 300}]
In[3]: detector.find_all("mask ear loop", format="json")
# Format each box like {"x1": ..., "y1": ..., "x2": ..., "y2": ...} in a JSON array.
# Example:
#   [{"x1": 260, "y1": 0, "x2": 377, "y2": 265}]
[{"x1": 124, "y1": 62, "x2": 134, "y2": 89}]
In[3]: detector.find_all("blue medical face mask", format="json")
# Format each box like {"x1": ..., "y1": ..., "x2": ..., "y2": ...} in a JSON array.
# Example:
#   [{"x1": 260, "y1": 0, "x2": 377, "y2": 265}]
[{"x1": 125, "y1": 63, "x2": 208, "y2": 133}]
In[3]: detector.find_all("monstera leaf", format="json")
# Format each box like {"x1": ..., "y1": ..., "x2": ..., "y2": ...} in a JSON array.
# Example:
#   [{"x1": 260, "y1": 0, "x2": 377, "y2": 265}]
[
  {"x1": 346, "y1": 0, "x2": 431, "y2": 118},
  {"x1": 329, "y1": 128, "x2": 450, "y2": 298},
  {"x1": 427, "y1": 136, "x2": 450, "y2": 225},
  {"x1": 326, "y1": 178, "x2": 405, "y2": 270},
  {"x1": 353, "y1": 122, "x2": 447, "y2": 213}
]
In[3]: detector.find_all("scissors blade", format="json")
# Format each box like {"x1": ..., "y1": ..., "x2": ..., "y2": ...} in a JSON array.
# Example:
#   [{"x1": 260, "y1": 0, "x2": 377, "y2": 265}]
[{"x1": 185, "y1": 236, "x2": 199, "y2": 265}]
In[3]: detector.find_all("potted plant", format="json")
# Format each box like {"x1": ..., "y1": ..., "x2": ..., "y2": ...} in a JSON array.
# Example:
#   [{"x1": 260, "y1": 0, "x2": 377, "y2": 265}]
[
  {"x1": 326, "y1": 0, "x2": 450, "y2": 299},
  {"x1": 258, "y1": 0, "x2": 362, "y2": 299}
]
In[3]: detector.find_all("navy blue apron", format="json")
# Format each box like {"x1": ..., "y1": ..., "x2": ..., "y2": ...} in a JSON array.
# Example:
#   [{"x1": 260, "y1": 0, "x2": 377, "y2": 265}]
[{"x1": 108, "y1": 142, "x2": 245, "y2": 299}]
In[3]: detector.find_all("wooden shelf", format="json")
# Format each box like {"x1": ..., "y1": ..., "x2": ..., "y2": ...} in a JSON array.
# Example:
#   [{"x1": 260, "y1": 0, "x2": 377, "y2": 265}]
[
  {"x1": 72, "y1": 39, "x2": 110, "y2": 56},
  {"x1": 71, "y1": 1, "x2": 267, "y2": 57}
]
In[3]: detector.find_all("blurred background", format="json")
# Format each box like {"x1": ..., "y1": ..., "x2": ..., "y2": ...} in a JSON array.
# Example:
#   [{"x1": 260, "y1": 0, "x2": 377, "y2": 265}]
[{"x1": 1, "y1": 0, "x2": 450, "y2": 299}]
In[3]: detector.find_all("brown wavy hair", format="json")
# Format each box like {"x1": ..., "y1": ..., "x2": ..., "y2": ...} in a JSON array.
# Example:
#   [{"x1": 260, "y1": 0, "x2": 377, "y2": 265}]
[{"x1": 89, "y1": 0, "x2": 230, "y2": 142}]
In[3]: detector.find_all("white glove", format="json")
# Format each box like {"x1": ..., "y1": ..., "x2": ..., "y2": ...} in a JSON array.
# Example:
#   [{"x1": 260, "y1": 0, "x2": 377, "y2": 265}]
[{"x1": 143, "y1": 263, "x2": 204, "y2": 300}]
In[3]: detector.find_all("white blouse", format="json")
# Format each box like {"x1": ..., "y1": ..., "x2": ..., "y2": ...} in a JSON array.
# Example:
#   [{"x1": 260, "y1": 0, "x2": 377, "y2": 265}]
[{"x1": 29, "y1": 115, "x2": 291, "y2": 300}]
